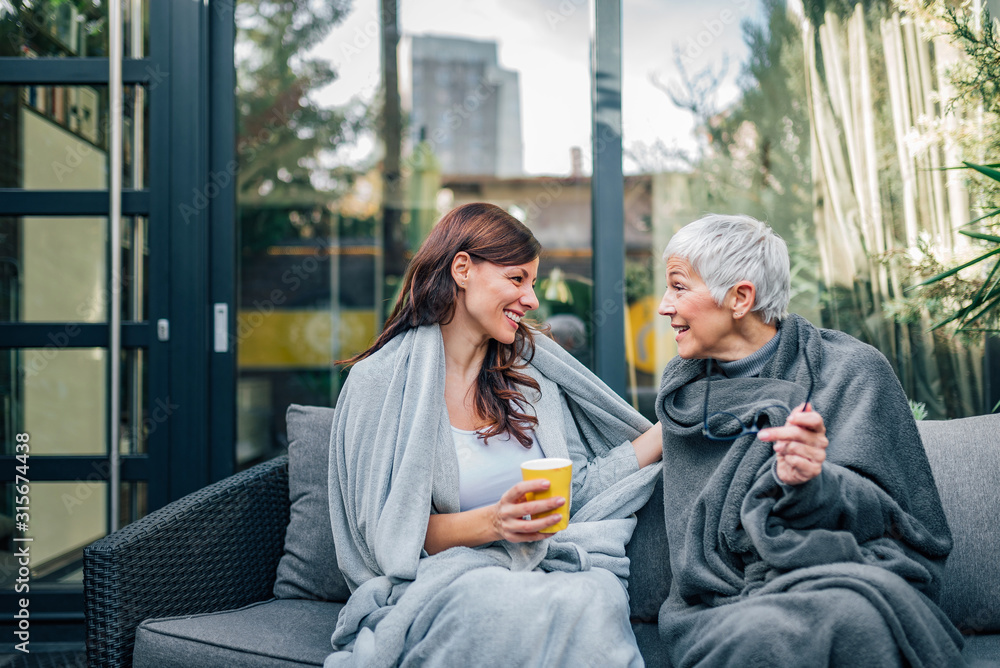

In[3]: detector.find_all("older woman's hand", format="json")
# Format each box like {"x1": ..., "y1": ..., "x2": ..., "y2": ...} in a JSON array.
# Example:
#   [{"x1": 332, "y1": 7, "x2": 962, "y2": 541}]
[
  {"x1": 491, "y1": 479, "x2": 565, "y2": 542},
  {"x1": 757, "y1": 405, "x2": 829, "y2": 485}
]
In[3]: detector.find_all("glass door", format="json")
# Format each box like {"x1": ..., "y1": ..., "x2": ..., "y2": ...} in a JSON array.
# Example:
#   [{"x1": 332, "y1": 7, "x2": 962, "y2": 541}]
[{"x1": 0, "y1": 0, "x2": 167, "y2": 638}]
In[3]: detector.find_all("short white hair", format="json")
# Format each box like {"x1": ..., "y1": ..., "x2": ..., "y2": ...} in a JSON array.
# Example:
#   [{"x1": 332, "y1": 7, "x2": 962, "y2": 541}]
[{"x1": 662, "y1": 214, "x2": 790, "y2": 324}]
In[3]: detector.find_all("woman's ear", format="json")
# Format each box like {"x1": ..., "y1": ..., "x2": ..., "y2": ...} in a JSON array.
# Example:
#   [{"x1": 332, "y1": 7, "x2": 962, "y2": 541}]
[
  {"x1": 451, "y1": 252, "x2": 472, "y2": 288},
  {"x1": 730, "y1": 281, "x2": 756, "y2": 319}
]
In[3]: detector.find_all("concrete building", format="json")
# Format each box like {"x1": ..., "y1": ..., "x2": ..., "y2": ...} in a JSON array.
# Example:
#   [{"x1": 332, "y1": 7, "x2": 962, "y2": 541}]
[{"x1": 406, "y1": 35, "x2": 523, "y2": 177}]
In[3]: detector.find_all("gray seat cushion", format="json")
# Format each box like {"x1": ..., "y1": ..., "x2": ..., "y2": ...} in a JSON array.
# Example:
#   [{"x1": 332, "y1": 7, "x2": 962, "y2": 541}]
[
  {"x1": 273, "y1": 404, "x2": 350, "y2": 603},
  {"x1": 632, "y1": 620, "x2": 670, "y2": 666},
  {"x1": 626, "y1": 475, "x2": 671, "y2": 621},
  {"x1": 132, "y1": 598, "x2": 342, "y2": 667},
  {"x1": 962, "y1": 634, "x2": 1000, "y2": 666},
  {"x1": 634, "y1": 623, "x2": 1000, "y2": 665},
  {"x1": 919, "y1": 415, "x2": 1000, "y2": 634}
]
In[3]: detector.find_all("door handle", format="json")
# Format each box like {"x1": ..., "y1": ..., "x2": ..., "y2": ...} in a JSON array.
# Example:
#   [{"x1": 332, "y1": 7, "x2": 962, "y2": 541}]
[{"x1": 214, "y1": 303, "x2": 229, "y2": 353}]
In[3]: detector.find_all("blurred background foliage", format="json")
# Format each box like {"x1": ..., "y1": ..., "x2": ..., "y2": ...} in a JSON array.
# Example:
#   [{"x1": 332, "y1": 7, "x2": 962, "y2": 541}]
[
  {"x1": 642, "y1": 0, "x2": 999, "y2": 417},
  {"x1": 229, "y1": 0, "x2": 998, "y2": 418}
]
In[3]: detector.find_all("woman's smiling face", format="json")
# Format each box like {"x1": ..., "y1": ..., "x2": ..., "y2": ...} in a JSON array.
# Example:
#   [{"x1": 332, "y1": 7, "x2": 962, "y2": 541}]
[
  {"x1": 460, "y1": 257, "x2": 540, "y2": 345},
  {"x1": 657, "y1": 256, "x2": 737, "y2": 359}
]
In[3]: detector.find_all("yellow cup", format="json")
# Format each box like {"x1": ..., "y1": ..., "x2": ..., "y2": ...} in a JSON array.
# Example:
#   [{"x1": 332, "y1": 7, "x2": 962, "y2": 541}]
[{"x1": 520, "y1": 457, "x2": 572, "y2": 533}]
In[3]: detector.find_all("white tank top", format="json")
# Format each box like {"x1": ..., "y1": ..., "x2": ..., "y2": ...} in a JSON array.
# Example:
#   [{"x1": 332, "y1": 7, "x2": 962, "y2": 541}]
[{"x1": 451, "y1": 426, "x2": 544, "y2": 511}]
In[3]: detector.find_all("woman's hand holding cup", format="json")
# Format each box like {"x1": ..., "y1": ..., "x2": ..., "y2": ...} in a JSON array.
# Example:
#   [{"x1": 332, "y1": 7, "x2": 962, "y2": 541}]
[{"x1": 491, "y1": 479, "x2": 565, "y2": 542}]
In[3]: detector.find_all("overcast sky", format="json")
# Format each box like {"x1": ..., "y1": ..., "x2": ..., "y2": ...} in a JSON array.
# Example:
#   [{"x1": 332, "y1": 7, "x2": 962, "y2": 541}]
[{"x1": 315, "y1": 0, "x2": 760, "y2": 175}]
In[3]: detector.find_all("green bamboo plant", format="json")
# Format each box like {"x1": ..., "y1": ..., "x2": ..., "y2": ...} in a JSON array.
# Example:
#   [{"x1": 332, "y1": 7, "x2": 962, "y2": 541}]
[
  {"x1": 911, "y1": 161, "x2": 1000, "y2": 335},
  {"x1": 904, "y1": 161, "x2": 1000, "y2": 412}
]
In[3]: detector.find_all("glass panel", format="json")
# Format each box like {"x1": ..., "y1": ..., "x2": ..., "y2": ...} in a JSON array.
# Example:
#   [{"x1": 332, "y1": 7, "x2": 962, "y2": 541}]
[
  {"x1": 1, "y1": 348, "x2": 106, "y2": 456},
  {"x1": 120, "y1": 348, "x2": 147, "y2": 455},
  {"x1": 623, "y1": 1, "x2": 990, "y2": 420},
  {"x1": 0, "y1": 0, "x2": 148, "y2": 58},
  {"x1": 120, "y1": 481, "x2": 147, "y2": 532},
  {"x1": 0, "y1": 85, "x2": 149, "y2": 189},
  {"x1": 0, "y1": 481, "x2": 106, "y2": 592},
  {"x1": 0, "y1": 481, "x2": 145, "y2": 592},
  {"x1": 0, "y1": 216, "x2": 107, "y2": 323},
  {"x1": 0, "y1": 217, "x2": 145, "y2": 324},
  {"x1": 235, "y1": 0, "x2": 592, "y2": 467},
  {"x1": 122, "y1": 216, "x2": 149, "y2": 322}
]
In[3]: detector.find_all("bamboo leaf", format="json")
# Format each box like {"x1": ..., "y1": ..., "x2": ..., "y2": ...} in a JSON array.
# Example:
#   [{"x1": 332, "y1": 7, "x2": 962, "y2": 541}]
[
  {"x1": 931, "y1": 310, "x2": 972, "y2": 331},
  {"x1": 964, "y1": 161, "x2": 1000, "y2": 183},
  {"x1": 960, "y1": 230, "x2": 1000, "y2": 242},
  {"x1": 909, "y1": 247, "x2": 1000, "y2": 289},
  {"x1": 937, "y1": 162, "x2": 1000, "y2": 171},
  {"x1": 931, "y1": 295, "x2": 984, "y2": 330},
  {"x1": 959, "y1": 208, "x2": 1000, "y2": 227},
  {"x1": 961, "y1": 258, "x2": 1000, "y2": 325},
  {"x1": 932, "y1": 294, "x2": 986, "y2": 330},
  {"x1": 956, "y1": 293, "x2": 1000, "y2": 329}
]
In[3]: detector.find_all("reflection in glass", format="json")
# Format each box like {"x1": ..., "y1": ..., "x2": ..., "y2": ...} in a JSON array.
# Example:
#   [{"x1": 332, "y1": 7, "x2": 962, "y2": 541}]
[
  {"x1": 0, "y1": 85, "x2": 148, "y2": 190},
  {"x1": 0, "y1": 481, "x2": 106, "y2": 592},
  {"x1": 122, "y1": 217, "x2": 149, "y2": 322},
  {"x1": 119, "y1": 481, "x2": 147, "y2": 537},
  {"x1": 0, "y1": 216, "x2": 106, "y2": 323},
  {"x1": 235, "y1": 0, "x2": 593, "y2": 466},
  {"x1": 0, "y1": 0, "x2": 148, "y2": 58},
  {"x1": 1, "y1": 348, "x2": 107, "y2": 456},
  {"x1": 235, "y1": 0, "x2": 371, "y2": 468},
  {"x1": 120, "y1": 348, "x2": 147, "y2": 455},
  {"x1": 0, "y1": 481, "x2": 146, "y2": 591},
  {"x1": 622, "y1": 0, "x2": 985, "y2": 420},
  {"x1": 0, "y1": 216, "x2": 146, "y2": 324}
]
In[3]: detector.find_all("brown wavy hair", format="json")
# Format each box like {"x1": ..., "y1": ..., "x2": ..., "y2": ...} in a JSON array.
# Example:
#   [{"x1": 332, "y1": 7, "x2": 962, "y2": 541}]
[{"x1": 344, "y1": 202, "x2": 543, "y2": 448}]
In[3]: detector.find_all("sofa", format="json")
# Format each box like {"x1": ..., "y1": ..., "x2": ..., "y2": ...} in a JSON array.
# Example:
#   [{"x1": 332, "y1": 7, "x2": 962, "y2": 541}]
[{"x1": 84, "y1": 406, "x2": 1000, "y2": 667}]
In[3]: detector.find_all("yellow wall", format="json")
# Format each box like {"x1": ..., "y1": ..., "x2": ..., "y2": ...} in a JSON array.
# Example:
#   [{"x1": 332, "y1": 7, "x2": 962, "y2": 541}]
[{"x1": 237, "y1": 309, "x2": 376, "y2": 369}]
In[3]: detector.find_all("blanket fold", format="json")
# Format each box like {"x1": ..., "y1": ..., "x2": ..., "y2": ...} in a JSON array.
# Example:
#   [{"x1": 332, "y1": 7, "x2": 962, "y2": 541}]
[
  {"x1": 655, "y1": 314, "x2": 963, "y2": 667},
  {"x1": 326, "y1": 325, "x2": 661, "y2": 667}
]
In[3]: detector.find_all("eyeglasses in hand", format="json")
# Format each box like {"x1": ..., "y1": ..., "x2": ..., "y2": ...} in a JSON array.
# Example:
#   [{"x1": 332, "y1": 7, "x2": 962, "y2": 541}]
[{"x1": 701, "y1": 353, "x2": 815, "y2": 441}]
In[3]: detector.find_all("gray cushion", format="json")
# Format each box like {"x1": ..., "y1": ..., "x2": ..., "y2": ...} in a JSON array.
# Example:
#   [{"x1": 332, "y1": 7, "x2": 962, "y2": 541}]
[
  {"x1": 919, "y1": 415, "x2": 1000, "y2": 633},
  {"x1": 626, "y1": 475, "x2": 672, "y2": 621},
  {"x1": 273, "y1": 404, "x2": 350, "y2": 603},
  {"x1": 133, "y1": 598, "x2": 342, "y2": 667},
  {"x1": 632, "y1": 620, "x2": 670, "y2": 666},
  {"x1": 961, "y1": 634, "x2": 1000, "y2": 666}
]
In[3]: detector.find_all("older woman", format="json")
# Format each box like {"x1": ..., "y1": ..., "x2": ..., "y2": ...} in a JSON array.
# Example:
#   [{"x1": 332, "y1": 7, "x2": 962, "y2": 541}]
[
  {"x1": 654, "y1": 214, "x2": 963, "y2": 667},
  {"x1": 326, "y1": 203, "x2": 662, "y2": 667}
]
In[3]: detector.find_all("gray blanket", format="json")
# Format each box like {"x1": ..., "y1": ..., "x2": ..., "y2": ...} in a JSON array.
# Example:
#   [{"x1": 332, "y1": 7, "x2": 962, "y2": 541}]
[
  {"x1": 326, "y1": 325, "x2": 662, "y2": 667},
  {"x1": 655, "y1": 314, "x2": 965, "y2": 667}
]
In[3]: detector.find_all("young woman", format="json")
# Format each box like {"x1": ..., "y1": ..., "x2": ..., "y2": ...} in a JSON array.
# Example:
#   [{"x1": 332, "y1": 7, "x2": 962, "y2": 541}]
[
  {"x1": 325, "y1": 202, "x2": 662, "y2": 667},
  {"x1": 654, "y1": 214, "x2": 962, "y2": 667}
]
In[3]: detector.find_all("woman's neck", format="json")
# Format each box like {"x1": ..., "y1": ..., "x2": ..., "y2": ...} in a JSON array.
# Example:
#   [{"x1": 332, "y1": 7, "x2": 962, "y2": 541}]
[
  {"x1": 440, "y1": 318, "x2": 489, "y2": 384},
  {"x1": 713, "y1": 317, "x2": 778, "y2": 361}
]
